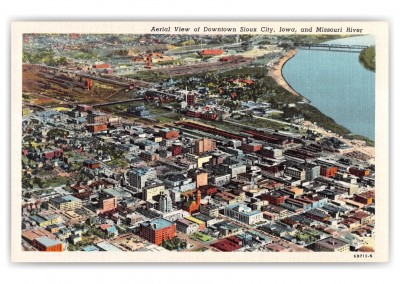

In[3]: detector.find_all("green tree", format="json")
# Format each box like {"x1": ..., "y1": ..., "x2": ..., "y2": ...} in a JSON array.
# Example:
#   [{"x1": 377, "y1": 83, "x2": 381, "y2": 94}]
[{"x1": 246, "y1": 110, "x2": 254, "y2": 121}]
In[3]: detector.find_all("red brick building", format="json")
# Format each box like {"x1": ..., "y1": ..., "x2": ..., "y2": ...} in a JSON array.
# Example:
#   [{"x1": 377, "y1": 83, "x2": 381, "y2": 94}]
[
  {"x1": 171, "y1": 143, "x2": 183, "y2": 156},
  {"x1": 87, "y1": 123, "x2": 107, "y2": 133},
  {"x1": 211, "y1": 236, "x2": 242, "y2": 252},
  {"x1": 77, "y1": 105, "x2": 92, "y2": 112},
  {"x1": 87, "y1": 113, "x2": 108, "y2": 124},
  {"x1": 182, "y1": 189, "x2": 202, "y2": 215},
  {"x1": 349, "y1": 167, "x2": 370, "y2": 178},
  {"x1": 241, "y1": 143, "x2": 263, "y2": 154},
  {"x1": 354, "y1": 191, "x2": 375, "y2": 205},
  {"x1": 22, "y1": 228, "x2": 57, "y2": 244},
  {"x1": 42, "y1": 149, "x2": 63, "y2": 160},
  {"x1": 32, "y1": 237, "x2": 63, "y2": 252},
  {"x1": 260, "y1": 192, "x2": 288, "y2": 205},
  {"x1": 186, "y1": 109, "x2": 201, "y2": 118},
  {"x1": 195, "y1": 138, "x2": 216, "y2": 154},
  {"x1": 199, "y1": 49, "x2": 223, "y2": 56},
  {"x1": 84, "y1": 159, "x2": 101, "y2": 169},
  {"x1": 199, "y1": 185, "x2": 218, "y2": 195},
  {"x1": 320, "y1": 166, "x2": 338, "y2": 178},
  {"x1": 186, "y1": 93, "x2": 196, "y2": 105},
  {"x1": 92, "y1": 63, "x2": 110, "y2": 69},
  {"x1": 189, "y1": 171, "x2": 208, "y2": 188},
  {"x1": 201, "y1": 111, "x2": 217, "y2": 121},
  {"x1": 98, "y1": 192, "x2": 117, "y2": 214},
  {"x1": 139, "y1": 218, "x2": 176, "y2": 245},
  {"x1": 160, "y1": 128, "x2": 179, "y2": 140}
]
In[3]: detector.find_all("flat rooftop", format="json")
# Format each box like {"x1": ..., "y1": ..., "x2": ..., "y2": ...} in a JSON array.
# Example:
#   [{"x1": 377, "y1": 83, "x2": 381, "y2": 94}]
[
  {"x1": 35, "y1": 236, "x2": 62, "y2": 247},
  {"x1": 143, "y1": 218, "x2": 174, "y2": 230},
  {"x1": 316, "y1": 237, "x2": 348, "y2": 249}
]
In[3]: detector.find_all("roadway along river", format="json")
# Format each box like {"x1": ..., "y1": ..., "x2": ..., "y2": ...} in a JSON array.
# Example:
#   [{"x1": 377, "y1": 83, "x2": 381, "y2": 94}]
[{"x1": 282, "y1": 35, "x2": 375, "y2": 140}]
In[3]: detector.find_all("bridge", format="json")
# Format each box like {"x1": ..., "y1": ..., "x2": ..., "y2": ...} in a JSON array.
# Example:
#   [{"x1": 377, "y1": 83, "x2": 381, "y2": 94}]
[{"x1": 294, "y1": 43, "x2": 369, "y2": 52}]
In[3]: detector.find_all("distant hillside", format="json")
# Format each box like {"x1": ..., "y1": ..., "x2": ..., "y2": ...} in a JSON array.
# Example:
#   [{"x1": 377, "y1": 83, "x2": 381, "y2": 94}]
[{"x1": 359, "y1": 46, "x2": 375, "y2": 72}]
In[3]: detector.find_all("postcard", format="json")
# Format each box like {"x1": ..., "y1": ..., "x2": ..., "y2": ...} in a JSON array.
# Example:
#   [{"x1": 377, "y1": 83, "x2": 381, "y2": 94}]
[{"x1": 11, "y1": 21, "x2": 389, "y2": 262}]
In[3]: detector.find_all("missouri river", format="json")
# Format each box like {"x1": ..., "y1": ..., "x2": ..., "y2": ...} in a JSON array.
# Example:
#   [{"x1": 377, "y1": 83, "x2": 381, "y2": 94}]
[{"x1": 282, "y1": 35, "x2": 375, "y2": 140}]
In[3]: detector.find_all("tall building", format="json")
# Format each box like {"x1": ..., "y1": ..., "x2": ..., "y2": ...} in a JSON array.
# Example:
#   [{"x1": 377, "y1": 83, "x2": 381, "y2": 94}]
[
  {"x1": 129, "y1": 167, "x2": 157, "y2": 190},
  {"x1": 200, "y1": 204, "x2": 219, "y2": 218},
  {"x1": 139, "y1": 218, "x2": 176, "y2": 245},
  {"x1": 142, "y1": 182, "x2": 165, "y2": 201},
  {"x1": 304, "y1": 163, "x2": 321, "y2": 181},
  {"x1": 163, "y1": 173, "x2": 196, "y2": 193},
  {"x1": 159, "y1": 192, "x2": 172, "y2": 213},
  {"x1": 218, "y1": 160, "x2": 246, "y2": 178},
  {"x1": 186, "y1": 153, "x2": 212, "y2": 169},
  {"x1": 182, "y1": 189, "x2": 202, "y2": 214},
  {"x1": 185, "y1": 93, "x2": 196, "y2": 105},
  {"x1": 284, "y1": 166, "x2": 306, "y2": 181},
  {"x1": 99, "y1": 192, "x2": 117, "y2": 214},
  {"x1": 188, "y1": 169, "x2": 208, "y2": 188},
  {"x1": 195, "y1": 138, "x2": 216, "y2": 154}
]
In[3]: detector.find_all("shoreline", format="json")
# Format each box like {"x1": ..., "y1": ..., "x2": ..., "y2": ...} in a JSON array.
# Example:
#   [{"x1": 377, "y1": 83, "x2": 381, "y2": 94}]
[
  {"x1": 267, "y1": 49, "x2": 310, "y2": 103},
  {"x1": 302, "y1": 120, "x2": 375, "y2": 160},
  {"x1": 268, "y1": 49, "x2": 374, "y2": 158}
]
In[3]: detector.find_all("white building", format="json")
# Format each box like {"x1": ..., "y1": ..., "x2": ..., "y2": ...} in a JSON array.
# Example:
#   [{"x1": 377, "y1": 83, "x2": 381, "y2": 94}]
[
  {"x1": 224, "y1": 203, "x2": 263, "y2": 225},
  {"x1": 129, "y1": 167, "x2": 157, "y2": 190}
]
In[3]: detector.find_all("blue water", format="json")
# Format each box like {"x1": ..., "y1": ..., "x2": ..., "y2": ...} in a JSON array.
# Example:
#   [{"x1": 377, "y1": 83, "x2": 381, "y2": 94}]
[{"x1": 282, "y1": 35, "x2": 375, "y2": 140}]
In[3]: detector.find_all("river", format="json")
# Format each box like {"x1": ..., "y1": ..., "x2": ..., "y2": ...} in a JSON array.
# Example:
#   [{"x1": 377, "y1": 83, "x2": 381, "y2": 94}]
[{"x1": 282, "y1": 35, "x2": 375, "y2": 140}]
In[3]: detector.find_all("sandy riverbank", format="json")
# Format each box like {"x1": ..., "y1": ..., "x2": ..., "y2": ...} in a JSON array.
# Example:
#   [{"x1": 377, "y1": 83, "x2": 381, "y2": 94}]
[{"x1": 267, "y1": 49, "x2": 306, "y2": 98}]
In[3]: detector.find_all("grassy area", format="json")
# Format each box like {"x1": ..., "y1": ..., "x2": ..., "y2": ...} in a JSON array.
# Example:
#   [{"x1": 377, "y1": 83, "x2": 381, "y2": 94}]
[
  {"x1": 146, "y1": 105, "x2": 171, "y2": 115},
  {"x1": 126, "y1": 71, "x2": 169, "y2": 83},
  {"x1": 296, "y1": 232, "x2": 318, "y2": 245},
  {"x1": 297, "y1": 104, "x2": 351, "y2": 137},
  {"x1": 153, "y1": 59, "x2": 183, "y2": 66},
  {"x1": 218, "y1": 66, "x2": 266, "y2": 79},
  {"x1": 202, "y1": 119, "x2": 243, "y2": 133},
  {"x1": 239, "y1": 117, "x2": 287, "y2": 131},
  {"x1": 23, "y1": 48, "x2": 68, "y2": 66},
  {"x1": 98, "y1": 101, "x2": 143, "y2": 114},
  {"x1": 161, "y1": 237, "x2": 187, "y2": 251},
  {"x1": 32, "y1": 176, "x2": 70, "y2": 188},
  {"x1": 63, "y1": 151, "x2": 85, "y2": 161},
  {"x1": 191, "y1": 232, "x2": 213, "y2": 243},
  {"x1": 68, "y1": 51, "x2": 98, "y2": 60},
  {"x1": 105, "y1": 158, "x2": 129, "y2": 169},
  {"x1": 346, "y1": 134, "x2": 375, "y2": 147},
  {"x1": 168, "y1": 43, "x2": 221, "y2": 54},
  {"x1": 359, "y1": 46, "x2": 375, "y2": 72},
  {"x1": 67, "y1": 236, "x2": 95, "y2": 251},
  {"x1": 157, "y1": 113, "x2": 182, "y2": 123}
]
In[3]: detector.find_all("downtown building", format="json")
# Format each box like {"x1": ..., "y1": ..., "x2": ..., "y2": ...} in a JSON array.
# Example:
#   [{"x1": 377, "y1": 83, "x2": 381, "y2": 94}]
[
  {"x1": 129, "y1": 167, "x2": 157, "y2": 190},
  {"x1": 139, "y1": 218, "x2": 176, "y2": 245},
  {"x1": 224, "y1": 203, "x2": 263, "y2": 225}
]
